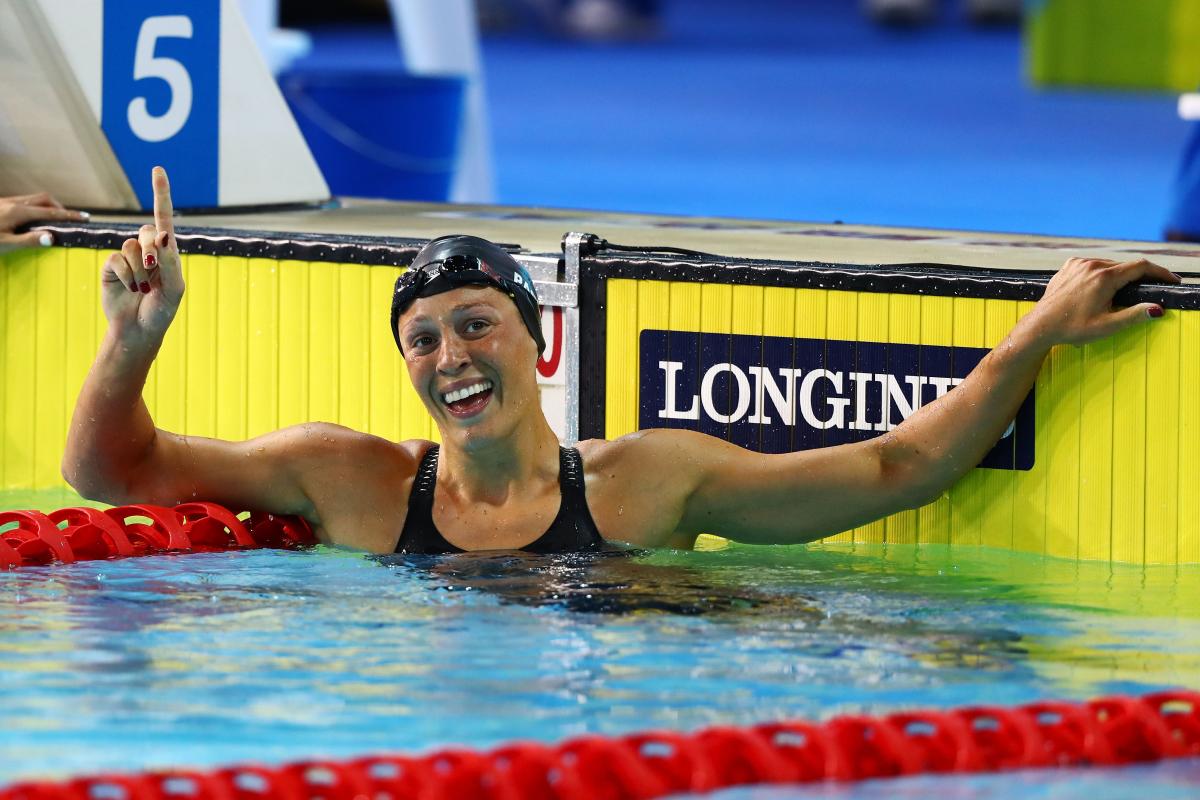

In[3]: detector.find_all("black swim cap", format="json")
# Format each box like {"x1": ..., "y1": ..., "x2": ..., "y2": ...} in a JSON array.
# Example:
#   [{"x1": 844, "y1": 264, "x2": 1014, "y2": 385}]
[{"x1": 390, "y1": 235, "x2": 545, "y2": 354}]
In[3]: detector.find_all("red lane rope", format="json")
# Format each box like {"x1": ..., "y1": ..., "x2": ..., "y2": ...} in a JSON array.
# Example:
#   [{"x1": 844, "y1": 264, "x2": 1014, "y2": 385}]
[
  {"x1": 0, "y1": 503, "x2": 316, "y2": 568},
  {"x1": 0, "y1": 691, "x2": 1196, "y2": 800}
]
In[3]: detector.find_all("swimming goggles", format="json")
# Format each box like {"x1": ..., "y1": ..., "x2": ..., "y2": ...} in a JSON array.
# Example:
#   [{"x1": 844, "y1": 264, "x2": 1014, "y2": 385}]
[{"x1": 390, "y1": 253, "x2": 545, "y2": 353}]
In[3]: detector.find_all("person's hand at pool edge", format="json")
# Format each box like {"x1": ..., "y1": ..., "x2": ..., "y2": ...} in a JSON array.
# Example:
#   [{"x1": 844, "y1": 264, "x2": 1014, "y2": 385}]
[
  {"x1": 589, "y1": 256, "x2": 1181, "y2": 548},
  {"x1": 1018, "y1": 256, "x2": 1179, "y2": 347},
  {"x1": 0, "y1": 192, "x2": 90, "y2": 253}
]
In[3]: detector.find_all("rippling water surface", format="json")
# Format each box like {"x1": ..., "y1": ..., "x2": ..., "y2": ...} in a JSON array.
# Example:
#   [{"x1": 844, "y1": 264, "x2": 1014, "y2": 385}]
[{"x1": 1, "y1": 490, "x2": 1198, "y2": 796}]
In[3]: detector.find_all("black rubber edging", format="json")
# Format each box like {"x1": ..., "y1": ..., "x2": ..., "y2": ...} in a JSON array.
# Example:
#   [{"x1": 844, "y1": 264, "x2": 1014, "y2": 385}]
[{"x1": 33, "y1": 223, "x2": 526, "y2": 268}]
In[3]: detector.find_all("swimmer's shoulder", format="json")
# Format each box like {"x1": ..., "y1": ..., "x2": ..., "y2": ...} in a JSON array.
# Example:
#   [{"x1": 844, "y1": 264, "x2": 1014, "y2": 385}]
[
  {"x1": 576, "y1": 430, "x2": 709, "y2": 550},
  {"x1": 267, "y1": 422, "x2": 428, "y2": 466},
  {"x1": 576, "y1": 428, "x2": 718, "y2": 474},
  {"x1": 272, "y1": 423, "x2": 434, "y2": 550}
]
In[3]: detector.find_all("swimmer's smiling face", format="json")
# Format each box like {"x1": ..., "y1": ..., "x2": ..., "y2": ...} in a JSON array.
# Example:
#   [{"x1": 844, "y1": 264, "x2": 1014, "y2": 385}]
[{"x1": 397, "y1": 285, "x2": 540, "y2": 447}]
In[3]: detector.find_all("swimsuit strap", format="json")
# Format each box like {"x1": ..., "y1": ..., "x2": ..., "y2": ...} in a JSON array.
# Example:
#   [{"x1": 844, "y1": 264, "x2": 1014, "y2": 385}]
[
  {"x1": 539, "y1": 447, "x2": 605, "y2": 552},
  {"x1": 394, "y1": 445, "x2": 462, "y2": 554},
  {"x1": 412, "y1": 444, "x2": 440, "y2": 498}
]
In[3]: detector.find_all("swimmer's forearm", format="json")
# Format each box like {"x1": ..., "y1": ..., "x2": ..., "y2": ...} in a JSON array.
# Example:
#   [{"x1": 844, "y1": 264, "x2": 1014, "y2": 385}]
[
  {"x1": 877, "y1": 314, "x2": 1051, "y2": 504},
  {"x1": 62, "y1": 332, "x2": 162, "y2": 502}
]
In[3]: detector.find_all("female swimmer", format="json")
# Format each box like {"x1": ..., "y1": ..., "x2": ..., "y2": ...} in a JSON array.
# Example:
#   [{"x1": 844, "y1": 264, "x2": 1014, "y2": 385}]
[{"x1": 62, "y1": 169, "x2": 1181, "y2": 553}]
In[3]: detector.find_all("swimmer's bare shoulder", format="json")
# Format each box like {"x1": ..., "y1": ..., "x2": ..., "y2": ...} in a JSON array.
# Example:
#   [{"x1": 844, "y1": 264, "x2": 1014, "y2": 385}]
[
  {"x1": 261, "y1": 423, "x2": 432, "y2": 551},
  {"x1": 577, "y1": 429, "x2": 717, "y2": 550}
]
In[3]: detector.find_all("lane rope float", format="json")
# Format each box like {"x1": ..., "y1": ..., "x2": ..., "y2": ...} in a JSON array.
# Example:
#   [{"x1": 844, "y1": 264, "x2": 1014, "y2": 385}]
[
  {"x1": 0, "y1": 691, "x2": 1196, "y2": 799},
  {"x1": 0, "y1": 503, "x2": 316, "y2": 568}
]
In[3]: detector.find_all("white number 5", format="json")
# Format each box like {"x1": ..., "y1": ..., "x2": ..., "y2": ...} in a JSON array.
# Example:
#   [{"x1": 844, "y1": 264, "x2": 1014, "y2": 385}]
[{"x1": 127, "y1": 15, "x2": 194, "y2": 143}]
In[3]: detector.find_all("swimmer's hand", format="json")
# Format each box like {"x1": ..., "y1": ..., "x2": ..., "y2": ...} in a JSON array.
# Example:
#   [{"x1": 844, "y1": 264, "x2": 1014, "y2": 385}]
[
  {"x1": 1025, "y1": 257, "x2": 1180, "y2": 346},
  {"x1": 0, "y1": 192, "x2": 89, "y2": 253},
  {"x1": 101, "y1": 167, "x2": 185, "y2": 345}
]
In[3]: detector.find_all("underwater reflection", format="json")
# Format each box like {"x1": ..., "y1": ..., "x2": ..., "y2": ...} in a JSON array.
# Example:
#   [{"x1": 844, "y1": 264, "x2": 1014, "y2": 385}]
[
  {"x1": 375, "y1": 548, "x2": 823, "y2": 617},
  {"x1": 373, "y1": 548, "x2": 1031, "y2": 675}
]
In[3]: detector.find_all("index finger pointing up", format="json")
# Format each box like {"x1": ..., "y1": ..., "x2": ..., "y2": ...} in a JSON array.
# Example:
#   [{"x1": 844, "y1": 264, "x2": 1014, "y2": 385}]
[{"x1": 152, "y1": 166, "x2": 175, "y2": 244}]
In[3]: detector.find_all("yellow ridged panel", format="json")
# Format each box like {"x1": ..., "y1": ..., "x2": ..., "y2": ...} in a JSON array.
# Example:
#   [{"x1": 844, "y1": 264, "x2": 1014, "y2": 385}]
[
  {"x1": 700, "y1": 283, "x2": 733, "y2": 334},
  {"x1": 978, "y1": 299, "x2": 1018, "y2": 552},
  {"x1": 1042, "y1": 341, "x2": 1083, "y2": 559},
  {"x1": 1180, "y1": 311, "x2": 1200, "y2": 565},
  {"x1": 605, "y1": 279, "x2": 639, "y2": 438},
  {"x1": 150, "y1": 251, "x2": 187, "y2": 434},
  {"x1": 948, "y1": 297, "x2": 987, "y2": 548},
  {"x1": 337, "y1": 264, "x2": 371, "y2": 433},
  {"x1": 397, "y1": 356, "x2": 434, "y2": 443},
  {"x1": 730, "y1": 284, "x2": 764, "y2": 338},
  {"x1": 823, "y1": 290, "x2": 856, "y2": 543},
  {"x1": 369, "y1": 266, "x2": 402, "y2": 443},
  {"x1": 854, "y1": 292, "x2": 889, "y2": 544},
  {"x1": 184, "y1": 254, "x2": 219, "y2": 438},
  {"x1": 763, "y1": 286, "x2": 795, "y2": 341},
  {"x1": 4, "y1": 250, "x2": 37, "y2": 489},
  {"x1": 277, "y1": 259, "x2": 310, "y2": 429},
  {"x1": 1144, "y1": 310, "x2": 1180, "y2": 565},
  {"x1": 637, "y1": 280, "x2": 672, "y2": 359},
  {"x1": 64, "y1": 249, "x2": 100, "y2": 449},
  {"x1": 93, "y1": 252, "x2": 111, "y2": 348},
  {"x1": 885, "y1": 293, "x2": 921, "y2": 545},
  {"x1": 794, "y1": 289, "x2": 827, "y2": 340},
  {"x1": 215, "y1": 256, "x2": 248, "y2": 441},
  {"x1": 308, "y1": 262, "x2": 340, "y2": 424},
  {"x1": 1077, "y1": 337, "x2": 1115, "y2": 562},
  {"x1": 1011, "y1": 301, "x2": 1047, "y2": 557},
  {"x1": 669, "y1": 282, "x2": 702, "y2": 338},
  {"x1": 917, "y1": 294, "x2": 953, "y2": 545},
  {"x1": 33, "y1": 247, "x2": 67, "y2": 488},
  {"x1": 1111, "y1": 323, "x2": 1148, "y2": 564},
  {"x1": 246, "y1": 258, "x2": 280, "y2": 438},
  {"x1": 392, "y1": 265, "x2": 434, "y2": 444}
]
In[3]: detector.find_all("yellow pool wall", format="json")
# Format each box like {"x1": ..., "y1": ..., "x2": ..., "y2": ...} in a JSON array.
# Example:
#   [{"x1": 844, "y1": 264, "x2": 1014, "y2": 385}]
[{"x1": 603, "y1": 277, "x2": 1200, "y2": 566}]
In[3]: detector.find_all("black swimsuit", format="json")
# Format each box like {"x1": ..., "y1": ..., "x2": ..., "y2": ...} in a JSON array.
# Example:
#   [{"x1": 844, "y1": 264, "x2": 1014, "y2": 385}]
[{"x1": 393, "y1": 445, "x2": 607, "y2": 554}]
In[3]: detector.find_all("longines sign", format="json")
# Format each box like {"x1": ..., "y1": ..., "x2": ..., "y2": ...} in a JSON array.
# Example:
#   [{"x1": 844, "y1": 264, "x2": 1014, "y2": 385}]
[{"x1": 638, "y1": 330, "x2": 1034, "y2": 470}]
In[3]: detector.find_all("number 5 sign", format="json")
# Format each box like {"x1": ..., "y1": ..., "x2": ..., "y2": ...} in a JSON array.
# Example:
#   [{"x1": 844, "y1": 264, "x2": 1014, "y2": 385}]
[{"x1": 101, "y1": 1, "x2": 220, "y2": 208}]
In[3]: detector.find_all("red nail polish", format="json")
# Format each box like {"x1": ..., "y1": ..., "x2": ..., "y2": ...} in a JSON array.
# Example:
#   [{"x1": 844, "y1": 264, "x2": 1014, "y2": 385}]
[
  {"x1": 130, "y1": 282, "x2": 138, "y2": 293},
  {"x1": 140, "y1": 282, "x2": 151, "y2": 293},
  {"x1": 1148, "y1": 306, "x2": 1164, "y2": 318},
  {"x1": 145, "y1": 254, "x2": 156, "y2": 268}
]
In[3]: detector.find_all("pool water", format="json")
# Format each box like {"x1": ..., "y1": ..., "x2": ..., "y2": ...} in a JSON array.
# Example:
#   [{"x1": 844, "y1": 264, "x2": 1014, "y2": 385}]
[{"x1": 1, "y1": 489, "x2": 1198, "y2": 795}]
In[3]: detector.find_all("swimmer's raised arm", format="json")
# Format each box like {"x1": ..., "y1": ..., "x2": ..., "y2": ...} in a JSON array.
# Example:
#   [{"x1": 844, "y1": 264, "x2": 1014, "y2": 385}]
[
  {"x1": 60, "y1": 169, "x2": 403, "y2": 546},
  {"x1": 593, "y1": 257, "x2": 1179, "y2": 547}
]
